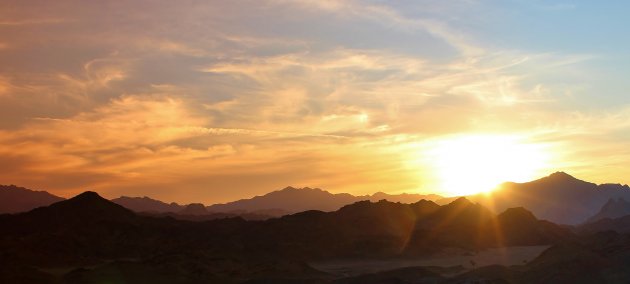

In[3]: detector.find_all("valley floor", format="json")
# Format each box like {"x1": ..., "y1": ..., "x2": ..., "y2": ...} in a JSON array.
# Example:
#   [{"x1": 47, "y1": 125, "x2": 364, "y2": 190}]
[{"x1": 311, "y1": 245, "x2": 549, "y2": 277}]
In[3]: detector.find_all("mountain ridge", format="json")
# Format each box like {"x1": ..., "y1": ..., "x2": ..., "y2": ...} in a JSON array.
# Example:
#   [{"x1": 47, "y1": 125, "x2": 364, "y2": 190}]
[
  {"x1": 4, "y1": 172, "x2": 630, "y2": 225},
  {"x1": 207, "y1": 186, "x2": 443, "y2": 214},
  {"x1": 0, "y1": 185, "x2": 65, "y2": 214},
  {"x1": 467, "y1": 172, "x2": 630, "y2": 225}
]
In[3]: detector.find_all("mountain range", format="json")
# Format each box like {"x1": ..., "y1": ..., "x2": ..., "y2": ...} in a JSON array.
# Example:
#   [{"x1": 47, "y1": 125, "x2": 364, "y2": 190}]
[
  {"x1": 3, "y1": 172, "x2": 630, "y2": 225},
  {"x1": 2, "y1": 185, "x2": 442, "y2": 216},
  {"x1": 0, "y1": 190, "x2": 573, "y2": 283},
  {"x1": 206, "y1": 186, "x2": 442, "y2": 213}
]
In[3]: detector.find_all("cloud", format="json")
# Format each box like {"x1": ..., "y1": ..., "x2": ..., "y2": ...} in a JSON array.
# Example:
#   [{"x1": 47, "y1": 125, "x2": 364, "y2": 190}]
[{"x1": 0, "y1": 0, "x2": 625, "y2": 202}]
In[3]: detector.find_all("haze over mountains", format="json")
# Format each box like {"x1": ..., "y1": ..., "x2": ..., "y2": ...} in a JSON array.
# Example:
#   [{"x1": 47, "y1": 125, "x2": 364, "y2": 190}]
[{"x1": 3, "y1": 172, "x2": 630, "y2": 225}]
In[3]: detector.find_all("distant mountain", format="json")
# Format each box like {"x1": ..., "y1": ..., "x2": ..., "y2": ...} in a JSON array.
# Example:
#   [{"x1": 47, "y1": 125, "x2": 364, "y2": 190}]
[
  {"x1": 207, "y1": 186, "x2": 442, "y2": 214},
  {"x1": 207, "y1": 186, "x2": 356, "y2": 213},
  {"x1": 586, "y1": 197, "x2": 630, "y2": 223},
  {"x1": 113, "y1": 196, "x2": 288, "y2": 220},
  {"x1": 111, "y1": 196, "x2": 184, "y2": 213},
  {"x1": 363, "y1": 191, "x2": 443, "y2": 204},
  {"x1": 578, "y1": 214, "x2": 630, "y2": 234},
  {"x1": 179, "y1": 203, "x2": 208, "y2": 215},
  {"x1": 467, "y1": 172, "x2": 630, "y2": 225},
  {"x1": 0, "y1": 185, "x2": 65, "y2": 214}
]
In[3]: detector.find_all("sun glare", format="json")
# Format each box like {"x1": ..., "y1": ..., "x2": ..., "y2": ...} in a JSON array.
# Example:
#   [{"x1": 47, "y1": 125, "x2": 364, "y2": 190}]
[{"x1": 427, "y1": 135, "x2": 550, "y2": 196}]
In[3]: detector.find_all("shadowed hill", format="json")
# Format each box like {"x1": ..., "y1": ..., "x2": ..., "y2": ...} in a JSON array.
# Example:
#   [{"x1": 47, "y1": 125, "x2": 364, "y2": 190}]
[
  {"x1": 243, "y1": 197, "x2": 572, "y2": 259},
  {"x1": 0, "y1": 185, "x2": 65, "y2": 214}
]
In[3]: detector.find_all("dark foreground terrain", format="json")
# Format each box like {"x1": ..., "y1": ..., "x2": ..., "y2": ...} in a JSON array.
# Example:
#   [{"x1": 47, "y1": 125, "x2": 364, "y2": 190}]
[{"x1": 2, "y1": 191, "x2": 630, "y2": 283}]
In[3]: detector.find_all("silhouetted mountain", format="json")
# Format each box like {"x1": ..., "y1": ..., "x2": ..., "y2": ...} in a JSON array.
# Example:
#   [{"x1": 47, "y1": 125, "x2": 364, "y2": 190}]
[
  {"x1": 0, "y1": 185, "x2": 65, "y2": 214},
  {"x1": 243, "y1": 197, "x2": 571, "y2": 259},
  {"x1": 0, "y1": 191, "x2": 573, "y2": 283},
  {"x1": 468, "y1": 172, "x2": 630, "y2": 224},
  {"x1": 111, "y1": 196, "x2": 184, "y2": 213},
  {"x1": 0, "y1": 191, "x2": 138, "y2": 237},
  {"x1": 207, "y1": 186, "x2": 442, "y2": 214},
  {"x1": 586, "y1": 197, "x2": 630, "y2": 223},
  {"x1": 494, "y1": 207, "x2": 572, "y2": 246}
]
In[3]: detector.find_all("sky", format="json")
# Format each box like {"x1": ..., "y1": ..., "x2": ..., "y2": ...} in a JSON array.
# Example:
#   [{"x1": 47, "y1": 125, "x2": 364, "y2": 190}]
[{"x1": 1, "y1": 0, "x2": 629, "y2": 203}]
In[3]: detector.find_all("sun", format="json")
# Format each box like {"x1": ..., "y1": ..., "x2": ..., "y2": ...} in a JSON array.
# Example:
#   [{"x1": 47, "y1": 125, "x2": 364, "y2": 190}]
[{"x1": 426, "y1": 134, "x2": 551, "y2": 196}]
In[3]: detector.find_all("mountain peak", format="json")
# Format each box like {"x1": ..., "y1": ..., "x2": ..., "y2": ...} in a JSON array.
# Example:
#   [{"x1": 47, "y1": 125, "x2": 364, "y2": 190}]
[
  {"x1": 280, "y1": 186, "x2": 322, "y2": 192},
  {"x1": 281, "y1": 186, "x2": 299, "y2": 191},
  {"x1": 73, "y1": 191, "x2": 102, "y2": 201},
  {"x1": 43, "y1": 190, "x2": 135, "y2": 220},
  {"x1": 68, "y1": 191, "x2": 118, "y2": 207},
  {"x1": 449, "y1": 197, "x2": 473, "y2": 206},
  {"x1": 547, "y1": 171, "x2": 577, "y2": 181},
  {"x1": 499, "y1": 207, "x2": 537, "y2": 223}
]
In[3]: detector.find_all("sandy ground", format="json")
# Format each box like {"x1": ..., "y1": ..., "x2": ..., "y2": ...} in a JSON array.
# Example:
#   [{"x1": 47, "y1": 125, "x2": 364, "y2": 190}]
[{"x1": 310, "y1": 245, "x2": 550, "y2": 277}]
